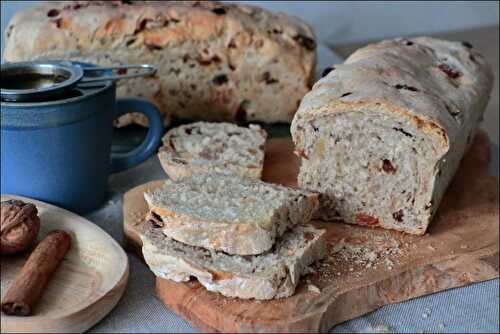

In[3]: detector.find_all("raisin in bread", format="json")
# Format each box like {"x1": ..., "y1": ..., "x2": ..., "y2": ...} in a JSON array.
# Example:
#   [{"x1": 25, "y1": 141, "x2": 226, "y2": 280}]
[
  {"x1": 4, "y1": 1, "x2": 316, "y2": 127},
  {"x1": 158, "y1": 122, "x2": 267, "y2": 180},
  {"x1": 144, "y1": 174, "x2": 318, "y2": 255},
  {"x1": 291, "y1": 37, "x2": 493, "y2": 235},
  {"x1": 141, "y1": 221, "x2": 326, "y2": 300}
]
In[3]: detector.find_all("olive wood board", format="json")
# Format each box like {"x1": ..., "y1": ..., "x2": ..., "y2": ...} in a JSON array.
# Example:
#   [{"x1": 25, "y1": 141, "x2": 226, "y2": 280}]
[
  {"x1": 122, "y1": 131, "x2": 499, "y2": 333},
  {"x1": 1, "y1": 195, "x2": 129, "y2": 333}
]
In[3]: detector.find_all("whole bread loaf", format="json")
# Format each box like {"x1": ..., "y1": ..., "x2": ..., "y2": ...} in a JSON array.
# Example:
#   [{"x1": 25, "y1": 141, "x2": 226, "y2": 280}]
[
  {"x1": 291, "y1": 37, "x2": 493, "y2": 235},
  {"x1": 3, "y1": 1, "x2": 316, "y2": 127}
]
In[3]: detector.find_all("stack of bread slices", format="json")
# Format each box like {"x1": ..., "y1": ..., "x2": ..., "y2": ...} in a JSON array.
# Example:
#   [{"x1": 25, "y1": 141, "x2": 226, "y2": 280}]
[{"x1": 140, "y1": 122, "x2": 326, "y2": 300}]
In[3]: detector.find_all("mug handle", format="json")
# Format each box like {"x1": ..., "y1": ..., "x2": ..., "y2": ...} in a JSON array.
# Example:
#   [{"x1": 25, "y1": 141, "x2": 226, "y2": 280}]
[{"x1": 110, "y1": 97, "x2": 163, "y2": 173}]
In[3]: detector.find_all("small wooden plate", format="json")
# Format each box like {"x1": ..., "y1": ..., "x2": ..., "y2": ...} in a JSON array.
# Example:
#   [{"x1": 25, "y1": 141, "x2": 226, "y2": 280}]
[{"x1": 1, "y1": 195, "x2": 129, "y2": 333}]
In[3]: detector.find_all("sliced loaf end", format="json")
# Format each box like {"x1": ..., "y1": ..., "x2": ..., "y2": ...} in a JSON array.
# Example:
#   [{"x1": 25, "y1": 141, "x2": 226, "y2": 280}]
[{"x1": 158, "y1": 122, "x2": 267, "y2": 181}]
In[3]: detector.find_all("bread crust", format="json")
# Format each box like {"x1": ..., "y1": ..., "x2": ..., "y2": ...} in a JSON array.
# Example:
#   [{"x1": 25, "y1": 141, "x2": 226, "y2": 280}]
[
  {"x1": 4, "y1": 1, "x2": 316, "y2": 126},
  {"x1": 291, "y1": 37, "x2": 493, "y2": 234}
]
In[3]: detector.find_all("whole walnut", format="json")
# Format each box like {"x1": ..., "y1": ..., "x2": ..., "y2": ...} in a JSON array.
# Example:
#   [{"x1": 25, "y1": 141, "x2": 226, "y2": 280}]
[{"x1": 1, "y1": 200, "x2": 40, "y2": 255}]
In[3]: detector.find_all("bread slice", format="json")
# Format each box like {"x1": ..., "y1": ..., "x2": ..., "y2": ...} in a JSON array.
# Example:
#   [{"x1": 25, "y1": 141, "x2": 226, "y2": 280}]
[
  {"x1": 141, "y1": 221, "x2": 326, "y2": 300},
  {"x1": 158, "y1": 122, "x2": 267, "y2": 180},
  {"x1": 144, "y1": 174, "x2": 318, "y2": 255}
]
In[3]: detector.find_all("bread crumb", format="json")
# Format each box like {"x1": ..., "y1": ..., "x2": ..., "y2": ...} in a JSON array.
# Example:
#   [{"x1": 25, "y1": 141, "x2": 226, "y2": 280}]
[
  {"x1": 427, "y1": 245, "x2": 436, "y2": 251},
  {"x1": 460, "y1": 244, "x2": 468, "y2": 249},
  {"x1": 307, "y1": 284, "x2": 321, "y2": 294},
  {"x1": 107, "y1": 199, "x2": 117, "y2": 206},
  {"x1": 385, "y1": 258, "x2": 394, "y2": 270},
  {"x1": 372, "y1": 323, "x2": 392, "y2": 332},
  {"x1": 330, "y1": 238, "x2": 346, "y2": 254},
  {"x1": 422, "y1": 307, "x2": 432, "y2": 318},
  {"x1": 312, "y1": 229, "x2": 409, "y2": 283},
  {"x1": 366, "y1": 251, "x2": 378, "y2": 262}
]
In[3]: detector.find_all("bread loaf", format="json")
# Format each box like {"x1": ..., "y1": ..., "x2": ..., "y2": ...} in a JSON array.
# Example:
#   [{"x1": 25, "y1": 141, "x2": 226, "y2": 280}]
[
  {"x1": 291, "y1": 37, "x2": 493, "y2": 234},
  {"x1": 3, "y1": 1, "x2": 316, "y2": 127},
  {"x1": 141, "y1": 221, "x2": 326, "y2": 300},
  {"x1": 158, "y1": 122, "x2": 267, "y2": 180},
  {"x1": 144, "y1": 174, "x2": 319, "y2": 255}
]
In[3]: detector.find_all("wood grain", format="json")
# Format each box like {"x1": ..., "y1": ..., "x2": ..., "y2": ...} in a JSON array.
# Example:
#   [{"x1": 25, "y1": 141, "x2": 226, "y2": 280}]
[
  {"x1": 1, "y1": 195, "x2": 129, "y2": 333},
  {"x1": 123, "y1": 131, "x2": 498, "y2": 333}
]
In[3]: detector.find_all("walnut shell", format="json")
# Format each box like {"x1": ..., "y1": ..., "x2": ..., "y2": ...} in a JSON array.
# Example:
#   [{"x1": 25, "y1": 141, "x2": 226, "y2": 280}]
[{"x1": 1, "y1": 200, "x2": 40, "y2": 255}]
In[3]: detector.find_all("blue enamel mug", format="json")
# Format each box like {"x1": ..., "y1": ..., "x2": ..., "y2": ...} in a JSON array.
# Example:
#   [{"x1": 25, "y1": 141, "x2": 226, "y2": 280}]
[{"x1": 1, "y1": 61, "x2": 163, "y2": 213}]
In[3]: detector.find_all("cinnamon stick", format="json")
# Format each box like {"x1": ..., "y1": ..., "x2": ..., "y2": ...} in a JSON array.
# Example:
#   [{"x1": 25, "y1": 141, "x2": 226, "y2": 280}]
[{"x1": 1, "y1": 230, "x2": 72, "y2": 316}]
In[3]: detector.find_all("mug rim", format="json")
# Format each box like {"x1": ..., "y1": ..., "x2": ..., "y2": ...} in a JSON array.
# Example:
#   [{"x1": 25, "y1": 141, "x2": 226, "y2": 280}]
[
  {"x1": 1, "y1": 61, "x2": 116, "y2": 129},
  {"x1": 0, "y1": 80, "x2": 113, "y2": 107},
  {"x1": 1, "y1": 61, "x2": 113, "y2": 107}
]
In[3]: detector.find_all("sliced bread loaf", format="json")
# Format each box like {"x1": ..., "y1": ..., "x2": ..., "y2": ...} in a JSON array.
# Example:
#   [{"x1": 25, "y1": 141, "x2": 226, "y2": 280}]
[
  {"x1": 144, "y1": 174, "x2": 318, "y2": 255},
  {"x1": 141, "y1": 221, "x2": 326, "y2": 300},
  {"x1": 291, "y1": 37, "x2": 493, "y2": 234},
  {"x1": 158, "y1": 122, "x2": 267, "y2": 180}
]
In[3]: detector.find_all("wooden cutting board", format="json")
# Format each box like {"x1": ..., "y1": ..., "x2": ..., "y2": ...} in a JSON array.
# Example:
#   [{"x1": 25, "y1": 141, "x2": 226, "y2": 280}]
[
  {"x1": 123, "y1": 131, "x2": 499, "y2": 333},
  {"x1": 1, "y1": 195, "x2": 129, "y2": 333}
]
